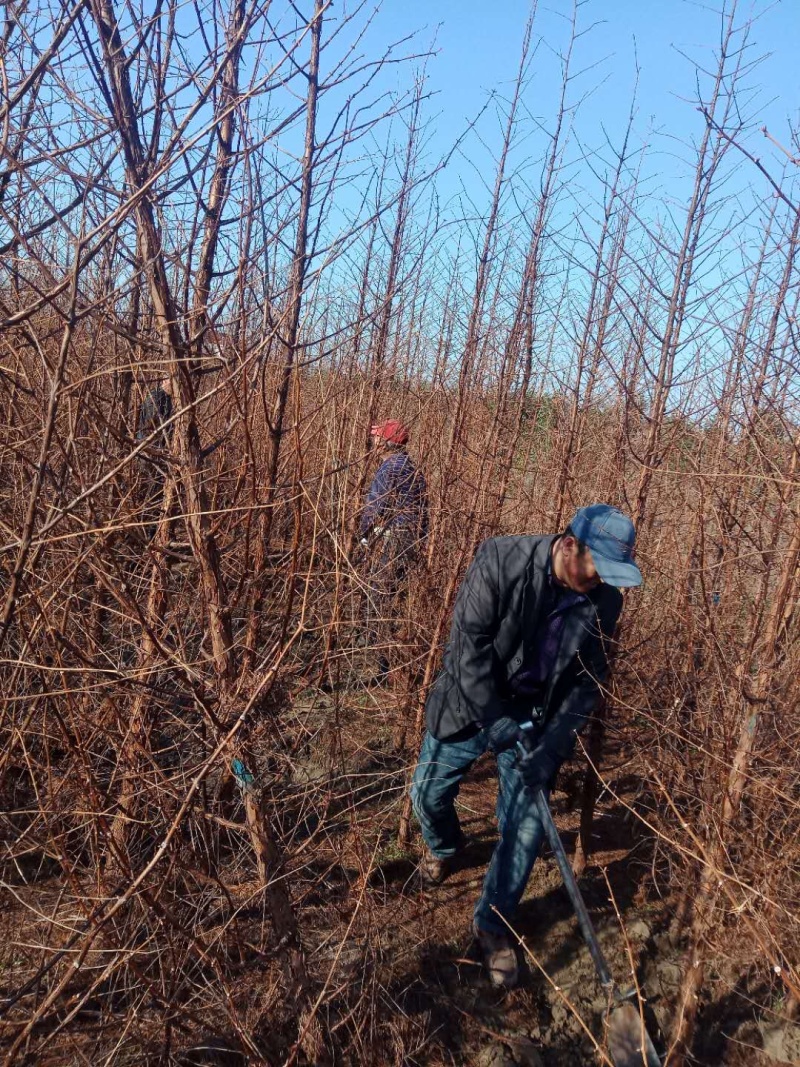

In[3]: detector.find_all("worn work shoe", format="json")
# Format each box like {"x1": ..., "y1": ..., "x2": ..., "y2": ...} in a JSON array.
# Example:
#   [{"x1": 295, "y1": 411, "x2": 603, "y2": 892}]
[
  {"x1": 473, "y1": 922, "x2": 519, "y2": 989},
  {"x1": 419, "y1": 845, "x2": 462, "y2": 887}
]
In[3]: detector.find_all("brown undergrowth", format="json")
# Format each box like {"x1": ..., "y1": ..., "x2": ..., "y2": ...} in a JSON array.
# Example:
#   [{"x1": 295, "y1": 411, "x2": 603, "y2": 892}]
[{"x1": 2, "y1": 0, "x2": 800, "y2": 1062}]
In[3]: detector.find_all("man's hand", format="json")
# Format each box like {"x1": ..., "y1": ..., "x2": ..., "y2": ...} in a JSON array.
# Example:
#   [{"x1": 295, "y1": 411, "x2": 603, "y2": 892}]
[
  {"x1": 515, "y1": 739, "x2": 558, "y2": 792},
  {"x1": 483, "y1": 716, "x2": 522, "y2": 754}
]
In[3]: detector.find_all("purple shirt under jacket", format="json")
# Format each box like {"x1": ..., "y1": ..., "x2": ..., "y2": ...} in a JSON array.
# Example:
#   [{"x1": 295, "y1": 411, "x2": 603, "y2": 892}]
[{"x1": 508, "y1": 558, "x2": 586, "y2": 702}]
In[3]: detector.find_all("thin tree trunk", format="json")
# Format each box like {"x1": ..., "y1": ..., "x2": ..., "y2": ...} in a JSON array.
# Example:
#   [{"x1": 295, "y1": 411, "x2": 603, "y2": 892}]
[
  {"x1": 190, "y1": 0, "x2": 247, "y2": 360},
  {"x1": 243, "y1": 0, "x2": 322, "y2": 670}
]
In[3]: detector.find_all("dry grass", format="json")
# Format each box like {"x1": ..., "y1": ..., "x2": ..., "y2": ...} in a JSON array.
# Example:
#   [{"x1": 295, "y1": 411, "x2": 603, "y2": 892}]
[{"x1": 1, "y1": 1, "x2": 799, "y2": 1063}]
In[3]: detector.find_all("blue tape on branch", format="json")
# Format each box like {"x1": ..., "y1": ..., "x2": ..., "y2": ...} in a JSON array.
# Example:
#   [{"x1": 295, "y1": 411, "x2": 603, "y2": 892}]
[{"x1": 232, "y1": 758, "x2": 255, "y2": 788}]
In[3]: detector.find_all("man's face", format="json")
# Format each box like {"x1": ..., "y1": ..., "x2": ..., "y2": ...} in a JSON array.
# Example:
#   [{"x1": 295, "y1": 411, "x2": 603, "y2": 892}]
[{"x1": 558, "y1": 537, "x2": 602, "y2": 593}]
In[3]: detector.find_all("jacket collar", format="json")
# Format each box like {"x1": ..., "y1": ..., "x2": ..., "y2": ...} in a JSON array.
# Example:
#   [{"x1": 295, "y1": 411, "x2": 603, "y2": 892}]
[
  {"x1": 520, "y1": 535, "x2": 557, "y2": 658},
  {"x1": 523, "y1": 534, "x2": 603, "y2": 700}
]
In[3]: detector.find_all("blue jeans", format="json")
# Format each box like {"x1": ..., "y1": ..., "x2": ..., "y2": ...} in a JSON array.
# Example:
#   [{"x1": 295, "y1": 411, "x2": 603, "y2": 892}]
[{"x1": 410, "y1": 727, "x2": 549, "y2": 935}]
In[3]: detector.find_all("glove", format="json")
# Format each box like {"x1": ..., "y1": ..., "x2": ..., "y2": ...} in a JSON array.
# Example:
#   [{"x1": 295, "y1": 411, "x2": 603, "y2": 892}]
[
  {"x1": 483, "y1": 715, "x2": 523, "y2": 754},
  {"x1": 515, "y1": 738, "x2": 559, "y2": 793}
]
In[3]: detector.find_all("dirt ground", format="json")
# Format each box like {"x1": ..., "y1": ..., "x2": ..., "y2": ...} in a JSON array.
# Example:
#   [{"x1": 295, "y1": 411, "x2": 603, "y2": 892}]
[
  {"x1": 3, "y1": 666, "x2": 797, "y2": 1066},
  {"x1": 279, "y1": 671, "x2": 800, "y2": 1067}
]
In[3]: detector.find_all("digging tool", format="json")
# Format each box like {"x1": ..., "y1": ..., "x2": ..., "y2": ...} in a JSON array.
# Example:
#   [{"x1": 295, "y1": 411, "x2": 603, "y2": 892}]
[{"x1": 531, "y1": 786, "x2": 661, "y2": 1066}]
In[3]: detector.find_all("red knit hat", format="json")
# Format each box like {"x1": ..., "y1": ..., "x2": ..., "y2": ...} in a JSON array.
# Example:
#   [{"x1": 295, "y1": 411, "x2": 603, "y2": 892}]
[{"x1": 370, "y1": 419, "x2": 409, "y2": 446}]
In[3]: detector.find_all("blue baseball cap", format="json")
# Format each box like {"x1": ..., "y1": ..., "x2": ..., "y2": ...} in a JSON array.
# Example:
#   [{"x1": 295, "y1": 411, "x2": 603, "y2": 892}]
[{"x1": 569, "y1": 504, "x2": 642, "y2": 588}]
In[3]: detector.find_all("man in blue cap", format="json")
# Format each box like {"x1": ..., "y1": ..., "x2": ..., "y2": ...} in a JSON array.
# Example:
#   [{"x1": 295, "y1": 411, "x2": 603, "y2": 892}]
[{"x1": 410, "y1": 504, "x2": 642, "y2": 988}]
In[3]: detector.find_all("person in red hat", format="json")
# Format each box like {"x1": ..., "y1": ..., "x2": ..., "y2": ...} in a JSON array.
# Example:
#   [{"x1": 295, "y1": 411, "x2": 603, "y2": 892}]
[{"x1": 360, "y1": 419, "x2": 428, "y2": 684}]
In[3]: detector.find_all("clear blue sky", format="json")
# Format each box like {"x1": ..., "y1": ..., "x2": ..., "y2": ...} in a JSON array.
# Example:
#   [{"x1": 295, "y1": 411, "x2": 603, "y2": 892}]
[
  {"x1": 303, "y1": 0, "x2": 799, "y2": 402},
  {"x1": 359, "y1": 0, "x2": 799, "y2": 204}
]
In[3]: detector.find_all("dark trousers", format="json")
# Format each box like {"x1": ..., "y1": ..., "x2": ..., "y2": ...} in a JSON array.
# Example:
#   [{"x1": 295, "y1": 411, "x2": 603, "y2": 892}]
[
  {"x1": 363, "y1": 527, "x2": 418, "y2": 676},
  {"x1": 136, "y1": 460, "x2": 168, "y2": 541}
]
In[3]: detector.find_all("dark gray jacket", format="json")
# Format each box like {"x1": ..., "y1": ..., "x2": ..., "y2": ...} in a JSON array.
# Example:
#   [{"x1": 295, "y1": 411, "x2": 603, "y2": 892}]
[
  {"x1": 136, "y1": 386, "x2": 173, "y2": 449},
  {"x1": 425, "y1": 535, "x2": 622, "y2": 762}
]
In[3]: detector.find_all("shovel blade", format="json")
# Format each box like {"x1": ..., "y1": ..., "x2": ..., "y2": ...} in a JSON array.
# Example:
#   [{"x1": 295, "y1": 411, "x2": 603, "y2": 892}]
[{"x1": 606, "y1": 1002, "x2": 661, "y2": 1067}]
